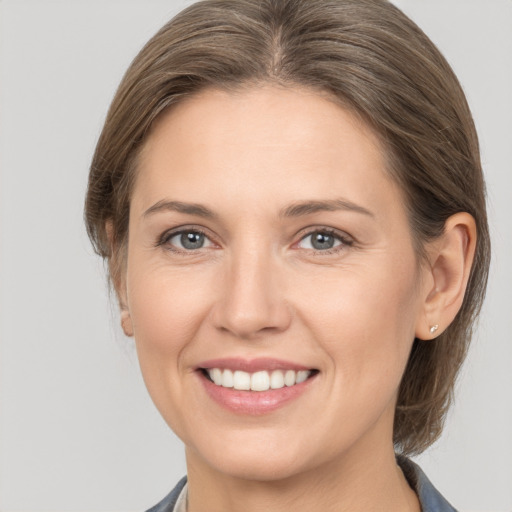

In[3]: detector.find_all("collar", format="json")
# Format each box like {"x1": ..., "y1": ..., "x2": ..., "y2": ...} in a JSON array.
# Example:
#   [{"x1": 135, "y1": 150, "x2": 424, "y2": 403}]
[{"x1": 397, "y1": 455, "x2": 458, "y2": 512}]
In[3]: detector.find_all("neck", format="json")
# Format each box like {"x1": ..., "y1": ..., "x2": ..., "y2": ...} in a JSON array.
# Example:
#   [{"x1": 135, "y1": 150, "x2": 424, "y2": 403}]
[{"x1": 185, "y1": 442, "x2": 420, "y2": 512}]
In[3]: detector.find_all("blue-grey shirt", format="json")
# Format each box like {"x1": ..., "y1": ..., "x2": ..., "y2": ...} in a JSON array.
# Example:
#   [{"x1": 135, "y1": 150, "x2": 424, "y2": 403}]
[{"x1": 146, "y1": 457, "x2": 457, "y2": 512}]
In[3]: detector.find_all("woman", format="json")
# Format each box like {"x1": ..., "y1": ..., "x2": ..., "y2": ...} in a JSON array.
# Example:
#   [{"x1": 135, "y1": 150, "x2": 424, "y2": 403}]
[{"x1": 85, "y1": 0, "x2": 490, "y2": 510}]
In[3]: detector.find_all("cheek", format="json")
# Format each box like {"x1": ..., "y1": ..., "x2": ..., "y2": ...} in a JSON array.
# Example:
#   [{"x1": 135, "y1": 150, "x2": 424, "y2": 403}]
[
  {"x1": 293, "y1": 256, "x2": 420, "y2": 394},
  {"x1": 127, "y1": 262, "x2": 214, "y2": 350},
  {"x1": 125, "y1": 261, "x2": 218, "y2": 421}
]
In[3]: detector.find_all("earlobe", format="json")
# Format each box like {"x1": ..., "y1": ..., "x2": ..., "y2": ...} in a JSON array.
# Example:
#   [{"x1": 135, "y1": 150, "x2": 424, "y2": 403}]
[
  {"x1": 120, "y1": 310, "x2": 134, "y2": 337},
  {"x1": 415, "y1": 212, "x2": 477, "y2": 340},
  {"x1": 105, "y1": 219, "x2": 132, "y2": 335}
]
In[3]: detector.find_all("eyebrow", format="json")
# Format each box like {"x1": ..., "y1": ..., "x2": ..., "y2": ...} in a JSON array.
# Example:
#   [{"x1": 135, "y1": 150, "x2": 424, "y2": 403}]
[
  {"x1": 142, "y1": 200, "x2": 217, "y2": 219},
  {"x1": 280, "y1": 198, "x2": 374, "y2": 218},
  {"x1": 142, "y1": 197, "x2": 374, "y2": 220}
]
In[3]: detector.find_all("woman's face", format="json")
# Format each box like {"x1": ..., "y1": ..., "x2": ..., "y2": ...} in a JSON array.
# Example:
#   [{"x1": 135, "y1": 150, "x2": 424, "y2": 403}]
[{"x1": 123, "y1": 85, "x2": 431, "y2": 480}]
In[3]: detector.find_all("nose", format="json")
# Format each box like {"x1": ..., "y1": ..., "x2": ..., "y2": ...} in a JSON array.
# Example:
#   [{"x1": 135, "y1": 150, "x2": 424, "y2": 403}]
[{"x1": 211, "y1": 247, "x2": 292, "y2": 340}]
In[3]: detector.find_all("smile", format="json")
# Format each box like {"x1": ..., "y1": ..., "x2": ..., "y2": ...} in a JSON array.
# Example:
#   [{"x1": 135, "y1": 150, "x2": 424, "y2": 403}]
[
  {"x1": 196, "y1": 359, "x2": 319, "y2": 415},
  {"x1": 204, "y1": 368, "x2": 314, "y2": 391}
]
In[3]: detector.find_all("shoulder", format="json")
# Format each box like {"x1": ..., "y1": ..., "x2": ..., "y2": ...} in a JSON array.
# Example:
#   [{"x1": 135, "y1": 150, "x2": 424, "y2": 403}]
[
  {"x1": 145, "y1": 476, "x2": 188, "y2": 512},
  {"x1": 397, "y1": 456, "x2": 458, "y2": 512}
]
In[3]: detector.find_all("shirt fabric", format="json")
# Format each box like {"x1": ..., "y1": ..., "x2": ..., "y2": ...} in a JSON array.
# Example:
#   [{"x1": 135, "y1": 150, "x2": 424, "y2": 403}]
[{"x1": 146, "y1": 457, "x2": 457, "y2": 512}]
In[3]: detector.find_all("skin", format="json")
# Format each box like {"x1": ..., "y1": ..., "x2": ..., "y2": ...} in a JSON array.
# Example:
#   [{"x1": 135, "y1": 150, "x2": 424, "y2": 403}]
[{"x1": 116, "y1": 85, "x2": 476, "y2": 511}]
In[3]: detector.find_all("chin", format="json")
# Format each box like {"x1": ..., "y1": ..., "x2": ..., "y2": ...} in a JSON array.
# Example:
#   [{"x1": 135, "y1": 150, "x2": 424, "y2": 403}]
[
  {"x1": 208, "y1": 453, "x2": 307, "y2": 482},
  {"x1": 186, "y1": 429, "x2": 332, "y2": 483}
]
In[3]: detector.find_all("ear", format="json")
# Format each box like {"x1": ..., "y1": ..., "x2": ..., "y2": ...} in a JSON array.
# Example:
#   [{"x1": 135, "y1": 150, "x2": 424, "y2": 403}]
[
  {"x1": 120, "y1": 310, "x2": 134, "y2": 338},
  {"x1": 105, "y1": 220, "x2": 133, "y2": 337},
  {"x1": 415, "y1": 212, "x2": 477, "y2": 340}
]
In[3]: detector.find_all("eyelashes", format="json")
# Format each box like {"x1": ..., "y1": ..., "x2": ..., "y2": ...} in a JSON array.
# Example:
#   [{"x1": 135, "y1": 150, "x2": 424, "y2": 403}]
[
  {"x1": 159, "y1": 229, "x2": 214, "y2": 251},
  {"x1": 295, "y1": 228, "x2": 353, "y2": 253},
  {"x1": 156, "y1": 226, "x2": 354, "y2": 255},
  {"x1": 156, "y1": 226, "x2": 212, "y2": 251}
]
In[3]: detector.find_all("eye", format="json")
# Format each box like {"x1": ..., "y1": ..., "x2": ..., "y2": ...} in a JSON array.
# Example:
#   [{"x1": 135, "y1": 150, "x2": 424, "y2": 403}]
[
  {"x1": 162, "y1": 229, "x2": 214, "y2": 251},
  {"x1": 297, "y1": 230, "x2": 350, "y2": 252}
]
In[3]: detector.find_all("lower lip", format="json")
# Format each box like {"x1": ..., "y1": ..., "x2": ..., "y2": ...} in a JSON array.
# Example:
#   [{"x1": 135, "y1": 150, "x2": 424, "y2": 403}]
[{"x1": 198, "y1": 371, "x2": 317, "y2": 415}]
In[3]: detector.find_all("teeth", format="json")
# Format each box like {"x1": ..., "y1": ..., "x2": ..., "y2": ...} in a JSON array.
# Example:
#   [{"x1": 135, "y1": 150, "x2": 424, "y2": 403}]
[
  {"x1": 284, "y1": 370, "x2": 296, "y2": 386},
  {"x1": 211, "y1": 368, "x2": 223, "y2": 386},
  {"x1": 222, "y1": 369, "x2": 234, "y2": 388},
  {"x1": 251, "y1": 371, "x2": 270, "y2": 391},
  {"x1": 270, "y1": 370, "x2": 285, "y2": 389},
  {"x1": 296, "y1": 370, "x2": 310, "y2": 384},
  {"x1": 207, "y1": 368, "x2": 312, "y2": 391},
  {"x1": 233, "y1": 370, "x2": 251, "y2": 390}
]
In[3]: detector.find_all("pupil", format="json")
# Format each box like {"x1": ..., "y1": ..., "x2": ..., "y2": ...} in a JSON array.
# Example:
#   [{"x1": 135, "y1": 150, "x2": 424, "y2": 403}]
[
  {"x1": 181, "y1": 232, "x2": 204, "y2": 250},
  {"x1": 312, "y1": 232, "x2": 334, "y2": 250}
]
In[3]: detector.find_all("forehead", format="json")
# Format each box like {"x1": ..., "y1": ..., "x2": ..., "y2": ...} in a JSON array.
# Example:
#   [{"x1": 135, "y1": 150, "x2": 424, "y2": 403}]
[
  {"x1": 133, "y1": 85, "x2": 401, "y2": 220},
  {"x1": 143, "y1": 85, "x2": 383, "y2": 161}
]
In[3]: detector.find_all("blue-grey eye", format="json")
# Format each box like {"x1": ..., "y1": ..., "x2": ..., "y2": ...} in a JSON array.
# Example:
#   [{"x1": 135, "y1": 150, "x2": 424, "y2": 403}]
[
  {"x1": 298, "y1": 231, "x2": 343, "y2": 251},
  {"x1": 168, "y1": 231, "x2": 212, "y2": 250}
]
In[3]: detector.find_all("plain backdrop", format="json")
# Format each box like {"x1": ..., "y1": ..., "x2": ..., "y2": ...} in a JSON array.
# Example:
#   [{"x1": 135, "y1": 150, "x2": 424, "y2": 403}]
[{"x1": 0, "y1": 1, "x2": 511, "y2": 511}]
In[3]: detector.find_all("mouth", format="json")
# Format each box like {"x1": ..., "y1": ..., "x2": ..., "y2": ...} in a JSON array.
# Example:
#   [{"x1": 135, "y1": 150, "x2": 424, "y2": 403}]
[
  {"x1": 200, "y1": 367, "x2": 319, "y2": 392},
  {"x1": 195, "y1": 358, "x2": 319, "y2": 414}
]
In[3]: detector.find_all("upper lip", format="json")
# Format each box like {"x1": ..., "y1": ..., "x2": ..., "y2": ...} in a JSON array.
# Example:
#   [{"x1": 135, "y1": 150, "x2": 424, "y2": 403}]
[{"x1": 196, "y1": 357, "x2": 315, "y2": 373}]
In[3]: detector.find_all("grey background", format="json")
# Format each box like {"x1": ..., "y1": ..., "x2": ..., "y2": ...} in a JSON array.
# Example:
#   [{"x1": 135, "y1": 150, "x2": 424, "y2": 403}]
[{"x1": 0, "y1": 1, "x2": 510, "y2": 510}]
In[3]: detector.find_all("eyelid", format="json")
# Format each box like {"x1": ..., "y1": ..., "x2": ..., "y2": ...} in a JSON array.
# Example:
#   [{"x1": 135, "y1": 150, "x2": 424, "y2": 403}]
[
  {"x1": 156, "y1": 225, "x2": 218, "y2": 251},
  {"x1": 155, "y1": 224, "x2": 354, "y2": 254},
  {"x1": 293, "y1": 227, "x2": 354, "y2": 252}
]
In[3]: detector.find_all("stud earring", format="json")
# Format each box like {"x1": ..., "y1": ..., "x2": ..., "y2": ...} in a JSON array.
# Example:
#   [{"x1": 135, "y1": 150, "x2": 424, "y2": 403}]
[{"x1": 429, "y1": 324, "x2": 439, "y2": 334}]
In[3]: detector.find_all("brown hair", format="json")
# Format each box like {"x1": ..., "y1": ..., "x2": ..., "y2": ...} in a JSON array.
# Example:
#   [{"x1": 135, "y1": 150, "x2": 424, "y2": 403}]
[{"x1": 85, "y1": 0, "x2": 490, "y2": 455}]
